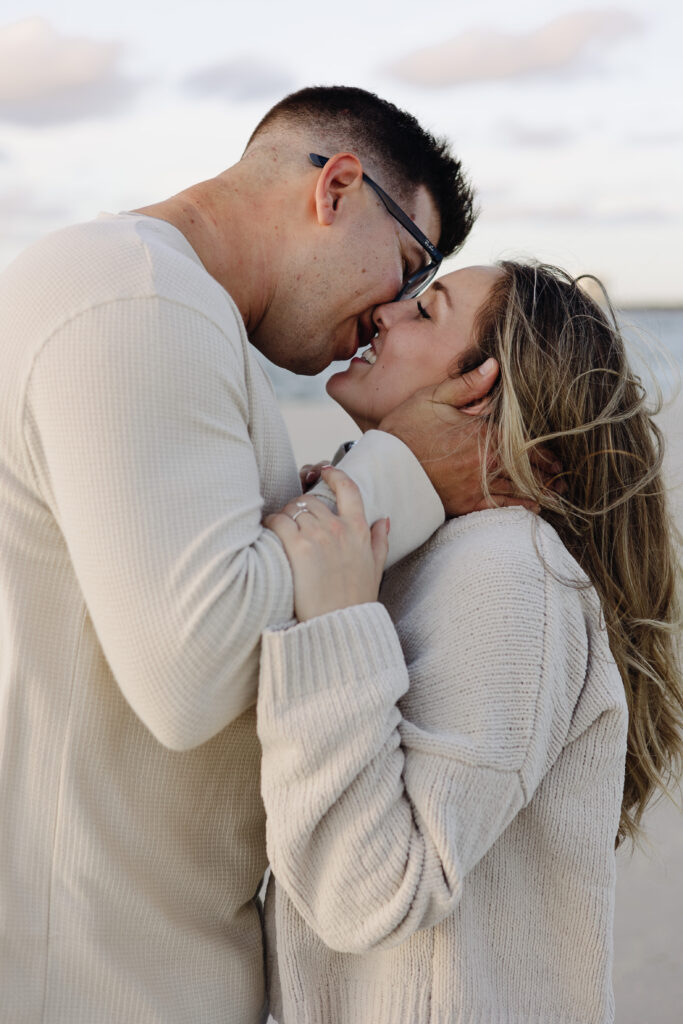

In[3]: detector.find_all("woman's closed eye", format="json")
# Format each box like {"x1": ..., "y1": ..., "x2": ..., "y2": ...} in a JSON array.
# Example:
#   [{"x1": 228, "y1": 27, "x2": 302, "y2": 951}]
[{"x1": 417, "y1": 301, "x2": 431, "y2": 320}]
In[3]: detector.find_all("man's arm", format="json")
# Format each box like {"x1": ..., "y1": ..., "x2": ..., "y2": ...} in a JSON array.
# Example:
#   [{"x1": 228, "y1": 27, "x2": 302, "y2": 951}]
[{"x1": 23, "y1": 297, "x2": 295, "y2": 750}]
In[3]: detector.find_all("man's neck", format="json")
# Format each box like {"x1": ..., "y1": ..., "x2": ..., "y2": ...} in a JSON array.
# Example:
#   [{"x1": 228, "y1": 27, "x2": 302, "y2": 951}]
[{"x1": 133, "y1": 169, "x2": 275, "y2": 336}]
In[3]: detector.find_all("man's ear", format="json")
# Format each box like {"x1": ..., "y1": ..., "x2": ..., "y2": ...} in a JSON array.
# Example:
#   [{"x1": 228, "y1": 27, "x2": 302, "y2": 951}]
[{"x1": 313, "y1": 153, "x2": 364, "y2": 226}]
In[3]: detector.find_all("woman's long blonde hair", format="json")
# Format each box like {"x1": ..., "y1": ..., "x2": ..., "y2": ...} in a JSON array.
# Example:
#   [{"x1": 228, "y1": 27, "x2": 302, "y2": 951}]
[{"x1": 468, "y1": 261, "x2": 682, "y2": 847}]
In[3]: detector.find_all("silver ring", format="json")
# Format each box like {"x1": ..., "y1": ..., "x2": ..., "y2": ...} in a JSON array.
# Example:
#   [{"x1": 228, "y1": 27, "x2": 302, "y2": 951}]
[
  {"x1": 295, "y1": 501, "x2": 308, "y2": 509},
  {"x1": 291, "y1": 508, "x2": 311, "y2": 522}
]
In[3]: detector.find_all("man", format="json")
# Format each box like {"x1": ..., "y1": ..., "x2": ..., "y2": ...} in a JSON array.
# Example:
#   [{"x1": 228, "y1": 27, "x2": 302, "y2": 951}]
[{"x1": 0, "y1": 86, "x2": 499, "y2": 1022}]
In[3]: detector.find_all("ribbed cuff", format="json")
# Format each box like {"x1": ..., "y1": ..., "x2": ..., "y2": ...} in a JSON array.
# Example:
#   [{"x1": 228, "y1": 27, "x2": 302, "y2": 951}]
[{"x1": 260, "y1": 602, "x2": 408, "y2": 706}]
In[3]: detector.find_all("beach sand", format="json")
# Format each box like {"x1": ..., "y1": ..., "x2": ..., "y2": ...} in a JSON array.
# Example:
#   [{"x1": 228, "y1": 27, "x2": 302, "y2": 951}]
[{"x1": 279, "y1": 395, "x2": 683, "y2": 1024}]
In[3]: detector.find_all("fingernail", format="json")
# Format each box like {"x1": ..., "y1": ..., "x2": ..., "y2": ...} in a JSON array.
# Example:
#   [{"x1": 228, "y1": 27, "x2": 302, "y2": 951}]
[
  {"x1": 320, "y1": 464, "x2": 333, "y2": 471},
  {"x1": 478, "y1": 357, "x2": 496, "y2": 375},
  {"x1": 386, "y1": 516, "x2": 391, "y2": 533}
]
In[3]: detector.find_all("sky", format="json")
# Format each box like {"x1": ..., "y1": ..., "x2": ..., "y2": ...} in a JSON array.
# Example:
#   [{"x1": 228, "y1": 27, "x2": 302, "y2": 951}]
[{"x1": 0, "y1": 0, "x2": 681, "y2": 305}]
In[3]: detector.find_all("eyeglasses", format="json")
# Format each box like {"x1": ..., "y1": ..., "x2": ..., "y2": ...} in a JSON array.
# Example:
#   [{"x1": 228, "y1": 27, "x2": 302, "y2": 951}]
[{"x1": 309, "y1": 153, "x2": 443, "y2": 301}]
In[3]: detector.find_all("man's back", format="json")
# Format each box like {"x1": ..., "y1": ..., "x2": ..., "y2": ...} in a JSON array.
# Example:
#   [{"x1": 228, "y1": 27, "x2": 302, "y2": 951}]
[{"x1": 0, "y1": 214, "x2": 299, "y2": 1021}]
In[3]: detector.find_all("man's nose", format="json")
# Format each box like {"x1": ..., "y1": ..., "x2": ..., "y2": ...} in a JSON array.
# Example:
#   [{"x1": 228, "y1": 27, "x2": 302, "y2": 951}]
[{"x1": 372, "y1": 300, "x2": 407, "y2": 332}]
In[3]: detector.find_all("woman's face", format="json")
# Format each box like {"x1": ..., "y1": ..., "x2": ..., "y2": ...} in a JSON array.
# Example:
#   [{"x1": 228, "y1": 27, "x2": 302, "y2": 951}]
[{"x1": 326, "y1": 265, "x2": 502, "y2": 430}]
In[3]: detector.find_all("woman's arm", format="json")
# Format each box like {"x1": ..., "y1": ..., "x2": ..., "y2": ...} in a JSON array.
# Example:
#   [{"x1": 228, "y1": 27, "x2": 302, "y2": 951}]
[{"x1": 258, "y1": 476, "x2": 587, "y2": 954}]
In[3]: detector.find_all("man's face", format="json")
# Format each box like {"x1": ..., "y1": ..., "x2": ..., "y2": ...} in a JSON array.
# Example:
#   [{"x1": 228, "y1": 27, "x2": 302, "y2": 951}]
[{"x1": 256, "y1": 180, "x2": 441, "y2": 376}]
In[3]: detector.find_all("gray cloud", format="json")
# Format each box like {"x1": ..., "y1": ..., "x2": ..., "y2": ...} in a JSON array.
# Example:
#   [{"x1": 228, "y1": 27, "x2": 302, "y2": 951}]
[
  {"x1": 0, "y1": 18, "x2": 142, "y2": 125},
  {"x1": 499, "y1": 122, "x2": 578, "y2": 148},
  {"x1": 388, "y1": 9, "x2": 642, "y2": 87},
  {"x1": 0, "y1": 186, "x2": 69, "y2": 230},
  {"x1": 484, "y1": 201, "x2": 676, "y2": 227},
  {"x1": 626, "y1": 129, "x2": 683, "y2": 146},
  {"x1": 183, "y1": 57, "x2": 295, "y2": 102}
]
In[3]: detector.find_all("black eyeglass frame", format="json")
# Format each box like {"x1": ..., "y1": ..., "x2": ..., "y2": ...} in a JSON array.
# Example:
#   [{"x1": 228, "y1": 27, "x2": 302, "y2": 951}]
[{"x1": 309, "y1": 153, "x2": 443, "y2": 301}]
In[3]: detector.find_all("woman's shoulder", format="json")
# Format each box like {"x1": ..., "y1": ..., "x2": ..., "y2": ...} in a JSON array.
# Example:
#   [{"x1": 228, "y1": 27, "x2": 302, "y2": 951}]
[
  {"x1": 382, "y1": 507, "x2": 604, "y2": 660},
  {"x1": 383, "y1": 510, "x2": 624, "y2": 769},
  {"x1": 394, "y1": 507, "x2": 587, "y2": 590}
]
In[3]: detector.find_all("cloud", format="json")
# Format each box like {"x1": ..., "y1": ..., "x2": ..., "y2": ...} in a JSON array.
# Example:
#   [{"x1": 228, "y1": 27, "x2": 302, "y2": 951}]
[
  {"x1": 0, "y1": 18, "x2": 141, "y2": 125},
  {"x1": 483, "y1": 200, "x2": 676, "y2": 227},
  {"x1": 388, "y1": 9, "x2": 641, "y2": 87},
  {"x1": 499, "y1": 122, "x2": 578, "y2": 148},
  {"x1": 0, "y1": 185, "x2": 69, "y2": 229},
  {"x1": 183, "y1": 57, "x2": 295, "y2": 102},
  {"x1": 625, "y1": 129, "x2": 683, "y2": 146}
]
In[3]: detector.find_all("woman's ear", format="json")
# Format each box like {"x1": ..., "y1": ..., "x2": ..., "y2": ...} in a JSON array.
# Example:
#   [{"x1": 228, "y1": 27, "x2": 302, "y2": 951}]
[{"x1": 313, "y1": 153, "x2": 364, "y2": 226}]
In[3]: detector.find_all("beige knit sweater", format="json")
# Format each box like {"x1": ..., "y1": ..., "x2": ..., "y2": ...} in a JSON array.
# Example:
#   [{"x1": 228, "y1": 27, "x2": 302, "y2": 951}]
[
  {"x1": 258, "y1": 509, "x2": 629, "y2": 1024},
  {"x1": 0, "y1": 213, "x2": 443, "y2": 1022}
]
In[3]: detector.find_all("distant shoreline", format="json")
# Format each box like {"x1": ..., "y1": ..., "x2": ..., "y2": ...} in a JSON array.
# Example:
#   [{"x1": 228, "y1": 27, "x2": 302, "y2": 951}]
[{"x1": 618, "y1": 305, "x2": 683, "y2": 312}]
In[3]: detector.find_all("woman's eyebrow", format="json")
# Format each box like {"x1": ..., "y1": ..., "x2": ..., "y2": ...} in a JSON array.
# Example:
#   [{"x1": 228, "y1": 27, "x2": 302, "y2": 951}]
[{"x1": 432, "y1": 280, "x2": 452, "y2": 308}]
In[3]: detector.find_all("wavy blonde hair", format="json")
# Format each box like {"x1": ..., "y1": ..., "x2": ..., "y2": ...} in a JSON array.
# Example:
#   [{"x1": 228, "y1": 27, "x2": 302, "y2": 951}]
[{"x1": 465, "y1": 261, "x2": 682, "y2": 847}]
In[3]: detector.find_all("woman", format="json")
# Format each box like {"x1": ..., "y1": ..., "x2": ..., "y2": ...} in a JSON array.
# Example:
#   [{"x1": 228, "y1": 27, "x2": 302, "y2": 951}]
[{"x1": 256, "y1": 262, "x2": 682, "y2": 1024}]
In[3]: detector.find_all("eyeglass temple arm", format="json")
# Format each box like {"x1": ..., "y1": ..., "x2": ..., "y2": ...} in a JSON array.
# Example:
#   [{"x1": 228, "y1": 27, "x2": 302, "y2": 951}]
[{"x1": 308, "y1": 153, "x2": 442, "y2": 263}]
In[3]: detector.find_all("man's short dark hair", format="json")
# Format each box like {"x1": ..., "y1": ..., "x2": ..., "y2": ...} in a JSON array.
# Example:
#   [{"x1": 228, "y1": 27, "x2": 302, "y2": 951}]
[{"x1": 247, "y1": 85, "x2": 476, "y2": 257}]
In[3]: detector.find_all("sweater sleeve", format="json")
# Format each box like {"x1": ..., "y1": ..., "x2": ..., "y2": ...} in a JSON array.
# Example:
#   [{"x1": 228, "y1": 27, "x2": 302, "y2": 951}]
[
  {"x1": 23, "y1": 296, "x2": 295, "y2": 750},
  {"x1": 257, "y1": 525, "x2": 589, "y2": 953},
  {"x1": 307, "y1": 430, "x2": 445, "y2": 567}
]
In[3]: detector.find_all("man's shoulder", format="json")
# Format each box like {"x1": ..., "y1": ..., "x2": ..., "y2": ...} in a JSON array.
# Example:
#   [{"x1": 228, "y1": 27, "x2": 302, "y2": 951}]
[
  {"x1": 5, "y1": 213, "x2": 223, "y2": 306},
  {"x1": 0, "y1": 215, "x2": 248, "y2": 409},
  {"x1": 1, "y1": 213, "x2": 245, "y2": 354}
]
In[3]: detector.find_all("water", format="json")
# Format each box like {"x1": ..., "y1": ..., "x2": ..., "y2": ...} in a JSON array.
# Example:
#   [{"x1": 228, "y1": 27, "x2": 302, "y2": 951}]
[
  {"x1": 619, "y1": 309, "x2": 682, "y2": 403},
  {"x1": 261, "y1": 308, "x2": 683, "y2": 403}
]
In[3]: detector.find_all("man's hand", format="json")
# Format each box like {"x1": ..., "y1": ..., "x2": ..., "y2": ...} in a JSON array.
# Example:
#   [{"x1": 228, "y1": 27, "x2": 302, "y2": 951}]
[{"x1": 378, "y1": 358, "x2": 554, "y2": 517}]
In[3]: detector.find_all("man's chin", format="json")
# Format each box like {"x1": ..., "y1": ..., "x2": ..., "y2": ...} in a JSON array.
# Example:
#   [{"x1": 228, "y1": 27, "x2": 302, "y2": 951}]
[{"x1": 270, "y1": 353, "x2": 329, "y2": 376}]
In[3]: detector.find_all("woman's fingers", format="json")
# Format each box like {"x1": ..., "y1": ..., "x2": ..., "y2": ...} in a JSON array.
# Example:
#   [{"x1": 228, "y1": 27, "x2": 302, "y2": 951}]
[
  {"x1": 263, "y1": 511, "x2": 302, "y2": 545},
  {"x1": 278, "y1": 496, "x2": 332, "y2": 525},
  {"x1": 264, "y1": 501, "x2": 323, "y2": 549},
  {"x1": 299, "y1": 464, "x2": 314, "y2": 489},
  {"x1": 265, "y1": 469, "x2": 387, "y2": 621},
  {"x1": 319, "y1": 466, "x2": 367, "y2": 522},
  {"x1": 299, "y1": 460, "x2": 330, "y2": 491}
]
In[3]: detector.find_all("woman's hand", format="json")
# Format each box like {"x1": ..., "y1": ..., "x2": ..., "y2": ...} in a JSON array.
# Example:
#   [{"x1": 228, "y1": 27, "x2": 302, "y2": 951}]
[
  {"x1": 265, "y1": 467, "x2": 389, "y2": 622},
  {"x1": 299, "y1": 460, "x2": 329, "y2": 492}
]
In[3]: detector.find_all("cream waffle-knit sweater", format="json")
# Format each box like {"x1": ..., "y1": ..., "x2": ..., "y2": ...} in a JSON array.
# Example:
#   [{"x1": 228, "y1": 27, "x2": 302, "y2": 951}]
[
  {"x1": 0, "y1": 212, "x2": 443, "y2": 1023},
  {"x1": 258, "y1": 508, "x2": 629, "y2": 1024}
]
